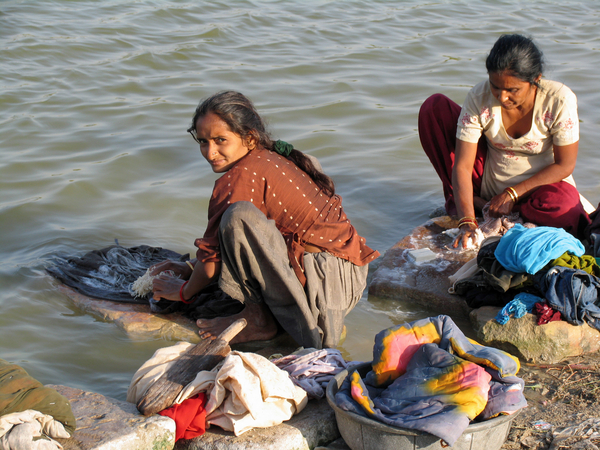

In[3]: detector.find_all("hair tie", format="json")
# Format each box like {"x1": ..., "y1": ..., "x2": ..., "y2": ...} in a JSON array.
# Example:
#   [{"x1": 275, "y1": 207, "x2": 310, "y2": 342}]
[{"x1": 274, "y1": 140, "x2": 294, "y2": 157}]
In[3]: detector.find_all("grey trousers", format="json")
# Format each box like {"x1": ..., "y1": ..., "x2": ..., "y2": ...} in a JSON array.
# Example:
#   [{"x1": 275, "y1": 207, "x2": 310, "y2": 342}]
[{"x1": 217, "y1": 202, "x2": 368, "y2": 349}]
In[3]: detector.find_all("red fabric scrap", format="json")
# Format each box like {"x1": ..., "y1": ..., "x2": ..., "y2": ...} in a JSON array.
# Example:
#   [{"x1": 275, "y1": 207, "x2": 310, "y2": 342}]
[
  {"x1": 158, "y1": 393, "x2": 207, "y2": 441},
  {"x1": 534, "y1": 302, "x2": 562, "y2": 325}
]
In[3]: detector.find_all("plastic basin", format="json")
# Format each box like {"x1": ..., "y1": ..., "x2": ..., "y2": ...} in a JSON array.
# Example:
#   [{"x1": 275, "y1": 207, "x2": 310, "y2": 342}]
[{"x1": 326, "y1": 362, "x2": 520, "y2": 450}]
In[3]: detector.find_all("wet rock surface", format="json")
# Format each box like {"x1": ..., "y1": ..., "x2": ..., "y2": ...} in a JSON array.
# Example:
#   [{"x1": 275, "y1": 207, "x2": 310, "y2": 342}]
[
  {"x1": 368, "y1": 216, "x2": 475, "y2": 318},
  {"x1": 51, "y1": 384, "x2": 175, "y2": 450},
  {"x1": 50, "y1": 384, "x2": 337, "y2": 450},
  {"x1": 57, "y1": 284, "x2": 202, "y2": 343},
  {"x1": 471, "y1": 307, "x2": 600, "y2": 364}
]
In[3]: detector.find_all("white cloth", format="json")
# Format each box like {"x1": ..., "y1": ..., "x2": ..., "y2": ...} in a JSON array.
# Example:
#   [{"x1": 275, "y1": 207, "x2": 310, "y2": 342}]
[
  {"x1": 0, "y1": 410, "x2": 70, "y2": 450},
  {"x1": 128, "y1": 344, "x2": 308, "y2": 436},
  {"x1": 457, "y1": 79, "x2": 579, "y2": 200},
  {"x1": 204, "y1": 351, "x2": 307, "y2": 435}
]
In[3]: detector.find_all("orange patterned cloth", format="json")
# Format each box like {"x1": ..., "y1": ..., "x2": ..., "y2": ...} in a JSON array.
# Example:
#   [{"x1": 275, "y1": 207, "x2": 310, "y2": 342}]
[{"x1": 336, "y1": 315, "x2": 526, "y2": 446}]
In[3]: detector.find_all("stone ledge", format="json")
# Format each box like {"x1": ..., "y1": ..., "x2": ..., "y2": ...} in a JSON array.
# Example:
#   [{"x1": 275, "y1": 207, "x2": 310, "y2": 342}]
[
  {"x1": 177, "y1": 398, "x2": 339, "y2": 450},
  {"x1": 50, "y1": 384, "x2": 339, "y2": 450},
  {"x1": 56, "y1": 284, "x2": 201, "y2": 343},
  {"x1": 470, "y1": 307, "x2": 600, "y2": 364},
  {"x1": 51, "y1": 385, "x2": 175, "y2": 450},
  {"x1": 368, "y1": 216, "x2": 474, "y2": 317}
]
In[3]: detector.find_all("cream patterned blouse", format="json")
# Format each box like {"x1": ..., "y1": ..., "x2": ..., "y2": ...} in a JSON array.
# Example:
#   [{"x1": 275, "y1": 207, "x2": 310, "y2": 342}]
[{"x1": 456, "y1": 79, "x2": 579, "y2": 200}]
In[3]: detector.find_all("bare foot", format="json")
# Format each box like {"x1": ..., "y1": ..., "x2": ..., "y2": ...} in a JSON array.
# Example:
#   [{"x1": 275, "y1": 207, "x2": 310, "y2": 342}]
[{"x1": 196, "y1": 301, "x2": 278, "y2": 344}]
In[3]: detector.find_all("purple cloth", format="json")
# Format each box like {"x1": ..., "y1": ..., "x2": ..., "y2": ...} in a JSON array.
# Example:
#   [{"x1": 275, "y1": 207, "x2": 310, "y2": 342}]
[{"x1": 272, "y1": 349, "x2": 350, "y2": 398}]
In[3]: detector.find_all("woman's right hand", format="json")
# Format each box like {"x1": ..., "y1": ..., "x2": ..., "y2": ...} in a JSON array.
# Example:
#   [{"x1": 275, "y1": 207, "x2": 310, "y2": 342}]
[
  {"x1": 149, "y1": 260, "x2": 193, "y2": 279},
  {"x1": 452, "y1": 223, "x2": 479, "y2": 249}
]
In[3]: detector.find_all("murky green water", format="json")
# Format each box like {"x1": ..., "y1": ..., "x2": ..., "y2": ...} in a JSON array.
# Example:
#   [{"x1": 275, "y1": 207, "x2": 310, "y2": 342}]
[{"x1": 1, "y1": 0, "x2": 599, "y2": 400}]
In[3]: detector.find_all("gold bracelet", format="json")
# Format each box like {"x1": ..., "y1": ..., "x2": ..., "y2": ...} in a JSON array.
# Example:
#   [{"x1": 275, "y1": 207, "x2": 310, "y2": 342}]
[
  {"x1": 504, "y1": 186, "x2": 519, "y2": 203},
  {"x1": 458, "y1": 216, "x2": 478, "y2": 228},
  {"x1": 185, "y1": 260, "x2": 195, "y2": 271}
]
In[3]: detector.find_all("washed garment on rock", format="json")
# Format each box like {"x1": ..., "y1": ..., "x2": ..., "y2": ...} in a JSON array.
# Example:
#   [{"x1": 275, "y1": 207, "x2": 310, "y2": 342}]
[
  {"x1": 535, "y1": 266, "x2": 600, "y2": 330},
  {"x1": 45, "y1": 244, "x2": 185, "y2": 304},
  {"x1": 272, "y1": 348, "x2": 352, "y2": 399},
  {"x1": 550, "y1": 252, "x2": 600, "y2": 277},
  {"x1": 0, "y1": 359, "x2": 75, "y2": 450},
  {"x1": 128, "y1": 343, "x2": 307, "y2": 436},
  {"x1": 158, "y1": 393, "x2": 207, "y2": 441},
  {"x1": 450, "y1": 237, "x2": 533, "y2": 308},
  {"x1": 494, "y1": 224, "x2": 585, "y2": 275},
  {"x1": 495, "y1": 293, "x2": 543, "y2": 325},
  {"x1": 334, "y1": 315, "x2": 526, "y2": 447}
]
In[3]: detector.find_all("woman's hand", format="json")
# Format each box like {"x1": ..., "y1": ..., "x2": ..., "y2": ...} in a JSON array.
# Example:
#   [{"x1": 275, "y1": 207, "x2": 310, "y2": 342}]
[
  {"x1": 487, "y1": 191, "x2": 515, "y2": 218},
  {"x1": 453, "y1": 223, "x2": 479, "y2": 249},
  {"x1": 149, "y1": 260, "x2": 193, "y2": 279},
  {"x1": 152, "y1": 274, "x2": 186, "y2": 301}
]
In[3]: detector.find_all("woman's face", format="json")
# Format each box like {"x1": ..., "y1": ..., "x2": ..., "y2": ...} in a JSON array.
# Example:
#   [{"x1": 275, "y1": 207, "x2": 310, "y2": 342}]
[
  {"x1": 489, "y1": 71, "x2": 539, "y2": 112},
  {"x1": 195, "y1": 112, "x2": 252, "y2": 173}
]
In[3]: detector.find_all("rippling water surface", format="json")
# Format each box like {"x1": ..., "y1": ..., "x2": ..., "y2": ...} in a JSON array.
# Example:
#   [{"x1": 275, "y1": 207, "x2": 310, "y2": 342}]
[{"x1": 1, "y1": 0, "x2": 599, "y2": 400}]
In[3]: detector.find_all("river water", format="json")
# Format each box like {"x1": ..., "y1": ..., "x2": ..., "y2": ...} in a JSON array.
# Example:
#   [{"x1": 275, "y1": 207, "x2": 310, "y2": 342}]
[{"x1": 2, "y1": 0, "x2": 599, "y2": 400}]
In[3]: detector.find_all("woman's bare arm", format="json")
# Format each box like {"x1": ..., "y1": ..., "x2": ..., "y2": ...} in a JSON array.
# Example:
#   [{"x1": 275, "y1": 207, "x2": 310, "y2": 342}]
[
  {"x1": 152, "y1": 259, "x2": 221, "y2": 302},
  {"x1": 452, "y1": 139, "x2": 480, "y2": 248}
]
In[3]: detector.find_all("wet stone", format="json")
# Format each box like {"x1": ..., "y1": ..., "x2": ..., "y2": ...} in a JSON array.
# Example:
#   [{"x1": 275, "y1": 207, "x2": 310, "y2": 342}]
[
  {"x1": 470, "y1": 307, "x2": 600, "y2": 364},
  {"x1": 56, "y1": 284, "x2": 201, "y2": 343},
  {"x1": 368, "y1": 216, "x2": 475, "y2": 318},
  {"x1": 176, "y1": 398, "x2": 339, "y2": 450},
  {"x1": 51, "y1": 384, "x2": 176, "y2": 450},
  {"x1": 51, "y1": 383, "x2": 338, "y2": 450}
]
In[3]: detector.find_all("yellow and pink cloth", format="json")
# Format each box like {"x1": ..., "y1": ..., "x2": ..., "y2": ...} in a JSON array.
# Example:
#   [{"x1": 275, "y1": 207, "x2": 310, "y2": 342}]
[{"x1": 335, "y1": 315, "x2": 526, "y2": 446}]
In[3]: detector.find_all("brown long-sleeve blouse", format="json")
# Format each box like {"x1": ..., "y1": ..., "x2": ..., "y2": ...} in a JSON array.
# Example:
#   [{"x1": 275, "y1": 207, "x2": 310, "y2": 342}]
[{"x1": 194, "y1": 147, "x2": 379, "y2": 283}]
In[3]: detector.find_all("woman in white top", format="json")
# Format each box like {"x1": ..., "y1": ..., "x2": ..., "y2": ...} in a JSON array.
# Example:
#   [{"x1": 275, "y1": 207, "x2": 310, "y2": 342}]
[{"x1": 419, "y1": 34, "x2": 591, "y2": 248}]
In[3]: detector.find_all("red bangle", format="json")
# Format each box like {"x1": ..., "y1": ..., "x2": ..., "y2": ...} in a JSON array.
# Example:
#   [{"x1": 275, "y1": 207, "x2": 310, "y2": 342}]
[{"x1": 179, "y1": 280, "x2": 193, "y2": 304}]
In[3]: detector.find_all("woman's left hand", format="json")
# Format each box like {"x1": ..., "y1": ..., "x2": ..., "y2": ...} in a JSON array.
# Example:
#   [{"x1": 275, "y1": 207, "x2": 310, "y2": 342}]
[
  {"x1": 487, "y1": 191, "x2": 514, "y2": 217},
  {"x1": 152, "y1": 274, "x2": 186, "y2": 301}
]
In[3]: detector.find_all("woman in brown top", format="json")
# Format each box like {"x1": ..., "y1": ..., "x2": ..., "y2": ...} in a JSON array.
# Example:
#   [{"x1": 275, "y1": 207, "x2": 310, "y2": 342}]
[{"x1": 150, "y1": 91, "x2": 379, "y2": 348}]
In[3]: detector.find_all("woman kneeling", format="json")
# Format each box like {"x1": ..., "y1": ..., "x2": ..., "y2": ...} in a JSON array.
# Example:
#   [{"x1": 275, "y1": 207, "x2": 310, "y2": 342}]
[
  {"x1": 150, "y1": 91, "x2": 379, "y2": 349},
  {"x1": 419, "y1": 34, "x2": 591, "y2": 248}
]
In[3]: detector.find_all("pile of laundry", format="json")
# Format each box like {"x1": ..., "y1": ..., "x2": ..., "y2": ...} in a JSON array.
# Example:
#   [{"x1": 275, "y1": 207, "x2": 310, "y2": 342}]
[
  {"x1": 45, "y1": 243, "x2": 245, "y2": 320},
  {"x1": 0, "y1": 359, "x2": 76, "y2": 450},
  {"x1": 449, "y1": 224, "x2": 600, "y2": 329},
  {"x1": 335, "y1": 315, "x2": 527, "y2": 447},
  {"x1": 127, "y1": 345, "x2": 350, "y2": 441}
]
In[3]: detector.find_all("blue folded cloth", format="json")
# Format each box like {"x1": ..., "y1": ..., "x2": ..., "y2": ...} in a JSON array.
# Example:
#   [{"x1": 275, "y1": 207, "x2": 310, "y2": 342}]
[{"x1": 494, "y1": 224, "x2": 585, "y2": 275}]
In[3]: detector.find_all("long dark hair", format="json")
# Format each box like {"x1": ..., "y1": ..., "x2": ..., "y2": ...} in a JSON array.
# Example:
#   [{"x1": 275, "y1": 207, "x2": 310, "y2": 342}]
[
  {"x1": 188, "y1": 91, "x2": 335, "y2": 197},
  {"x1": 485, "y1": 34, "x2": 545, "y2": 87}
]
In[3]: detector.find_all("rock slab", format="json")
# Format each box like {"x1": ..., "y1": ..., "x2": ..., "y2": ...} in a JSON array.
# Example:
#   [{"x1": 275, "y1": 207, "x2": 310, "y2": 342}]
[
  {"x1": 175, "y1": 398, "x2": 339, "y2": 450},
  {"x1": 368, "y1": 216, "x2": 474, "y2": 317},
  {"x1": 471, "y1": 307, "x2": 600, "y2": 364},
  {"x1": 50, "y1": 384, "x2": 338, "y2": 450},
  {"x1": 51, "y1": 385, "x2": 176, "y2": 450},
  {"x1": 57, "y1": 284, "x2": 201, "y2": 343}
]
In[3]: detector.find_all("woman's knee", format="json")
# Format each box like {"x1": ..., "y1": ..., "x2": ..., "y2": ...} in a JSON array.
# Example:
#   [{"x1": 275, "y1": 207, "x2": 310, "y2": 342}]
[
  {"x1": 519, "y1": 182, "x2": 590, "y2": 237},
  {"x1": 526, "y1": 182, "x2": 581, "y2": 211},
  {"x1": 419, "y1": 93, "x2": 451, "y2": 119},
  {"x1": 220, "y1": 202, "x2": 264, "y2": 234}
]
